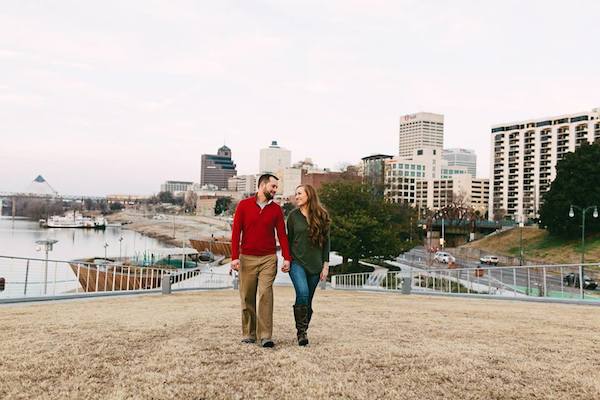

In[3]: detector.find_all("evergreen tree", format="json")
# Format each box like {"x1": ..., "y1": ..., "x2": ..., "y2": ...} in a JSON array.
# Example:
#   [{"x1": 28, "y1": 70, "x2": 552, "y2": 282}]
[{"x1": 539, "y1": 142, "x2": 600, "y2": 237}]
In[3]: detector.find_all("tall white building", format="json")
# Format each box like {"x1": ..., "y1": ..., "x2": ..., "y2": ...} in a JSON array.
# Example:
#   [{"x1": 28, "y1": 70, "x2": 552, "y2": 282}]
[
  {"x1": 259, "y1": 141, "x2": 291, "y2": 174},
  {"x1": 489, "y1": 108, "x2": 600, "y2": 221},
  {"x1": 399, "y1": 112, "x2": 444, "y2": 157},
  {"x1": 443, "y1": 148, "x2": 477, "y2": 178}
]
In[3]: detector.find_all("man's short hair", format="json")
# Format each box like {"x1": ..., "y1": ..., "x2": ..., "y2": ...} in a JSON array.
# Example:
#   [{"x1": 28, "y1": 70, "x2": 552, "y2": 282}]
[{"x1": 257, "y1": 173, "x2": 279, "y2": 188}]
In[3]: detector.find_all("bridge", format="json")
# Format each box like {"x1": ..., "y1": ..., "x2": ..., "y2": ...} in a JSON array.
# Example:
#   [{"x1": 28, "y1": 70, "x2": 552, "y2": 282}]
[{"x1": 0, "y1": 175, "x2": 106, "y2": 218}]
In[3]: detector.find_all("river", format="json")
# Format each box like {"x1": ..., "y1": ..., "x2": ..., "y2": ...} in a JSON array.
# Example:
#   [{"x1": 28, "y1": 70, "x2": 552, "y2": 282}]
[{"x1": 0, "y1": 217, "x2": 165, "y2": 260}]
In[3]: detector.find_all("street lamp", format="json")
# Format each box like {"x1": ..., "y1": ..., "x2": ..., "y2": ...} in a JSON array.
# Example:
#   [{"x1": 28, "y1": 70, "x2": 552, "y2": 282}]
[
  {"x1": 35, "y1": 239, "x2": 58, "y2": 295},
  {"x1": 519, "y1": 217, "x2": 524, "y2": 266},
  {"x1": 569, "y1": 204, "x2": 598, "y2": 298},
  {"x1": 104, "y1": 242, "x2": 109, "y2": 260},
  {"x1": 118, "y1": 236, "x2": 124, "y2": 260}
]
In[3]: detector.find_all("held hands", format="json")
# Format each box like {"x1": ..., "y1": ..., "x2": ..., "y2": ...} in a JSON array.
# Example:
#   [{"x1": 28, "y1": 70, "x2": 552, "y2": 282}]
[
  {"x1": 320, "y1": 263, "x2": 329, "y2": 281},
  {"x1": 281, "y1": 260, "x2": 290, "y2": 273},
  {"x1": 231, "y1": 259, "x2": 240, "y2": 271}
]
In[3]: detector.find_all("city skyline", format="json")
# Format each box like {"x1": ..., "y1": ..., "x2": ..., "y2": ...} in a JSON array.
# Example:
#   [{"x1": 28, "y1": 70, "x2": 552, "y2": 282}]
[{"x1": 1, "y1": 1, "x2": 599, "y2": 195}]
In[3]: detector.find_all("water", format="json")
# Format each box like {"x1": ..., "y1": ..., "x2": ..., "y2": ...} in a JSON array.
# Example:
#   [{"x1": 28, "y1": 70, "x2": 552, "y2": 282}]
[
  {"x1": 0, "y1": 217, "x2": 167, "y2": 298},
  {"x1": 0, "y1": 217, "x2": 165, "y2": 261}
]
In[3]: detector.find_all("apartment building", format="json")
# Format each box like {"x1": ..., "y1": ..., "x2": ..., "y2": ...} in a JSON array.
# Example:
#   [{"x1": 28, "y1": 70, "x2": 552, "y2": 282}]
[
  {"x1": 415, "y1": 176, "x2": 489, "y2": 214},
  {"x1": 489, "y1": 108, "x2": 600, "y2": 221}
]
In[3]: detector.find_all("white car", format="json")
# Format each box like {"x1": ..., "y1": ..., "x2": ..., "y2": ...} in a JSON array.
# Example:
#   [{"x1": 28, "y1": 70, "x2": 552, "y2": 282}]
[
  {"x1": 480, "y1": 255, "x2": 499, "y2": 265},
  {"x1": 434, "y1": 251, "x2": 455, "y2": 264}
]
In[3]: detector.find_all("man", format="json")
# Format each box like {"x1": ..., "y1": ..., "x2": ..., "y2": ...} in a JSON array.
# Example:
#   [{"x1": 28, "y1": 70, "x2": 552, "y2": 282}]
[{"x1": 231, "y1": 174, "x2": 291, "y2": 348}]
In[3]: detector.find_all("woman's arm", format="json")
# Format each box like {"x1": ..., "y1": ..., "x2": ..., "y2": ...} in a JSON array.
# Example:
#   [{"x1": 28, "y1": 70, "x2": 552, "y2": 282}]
[{"x1": 320, "y1": 227, "x2": 330, "y2": 281}]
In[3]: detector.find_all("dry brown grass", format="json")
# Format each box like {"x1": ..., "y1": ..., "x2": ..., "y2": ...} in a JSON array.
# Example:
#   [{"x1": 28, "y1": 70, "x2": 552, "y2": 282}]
[
  {"x1": 1, "y1": 287, "x2": 599, "y2": 399},
  {"x1": 464, "y1": 227, "x2": 600, "y2": 264}
]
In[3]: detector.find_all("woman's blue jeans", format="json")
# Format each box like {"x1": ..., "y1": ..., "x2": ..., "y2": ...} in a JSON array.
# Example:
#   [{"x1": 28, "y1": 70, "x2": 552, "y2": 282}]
[{"x1": 289, "y1": 261, "x2": 320, "y2": 307}]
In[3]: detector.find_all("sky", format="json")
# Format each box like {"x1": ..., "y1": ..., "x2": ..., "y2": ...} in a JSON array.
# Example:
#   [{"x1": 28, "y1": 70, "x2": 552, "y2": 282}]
[{"x1": 1, "y1": 0, "x2": 599, "y2": 196}]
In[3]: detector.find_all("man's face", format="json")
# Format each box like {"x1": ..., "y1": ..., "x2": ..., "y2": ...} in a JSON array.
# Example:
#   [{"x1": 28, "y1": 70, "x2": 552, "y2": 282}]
[{"x1": 261, "y1": 177, "x2": 278, "y2": 200}]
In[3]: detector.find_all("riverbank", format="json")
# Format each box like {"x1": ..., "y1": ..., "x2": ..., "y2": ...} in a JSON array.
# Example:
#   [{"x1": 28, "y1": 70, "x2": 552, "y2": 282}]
[{"x1": 106, "y1": 210, "x2": 231, "y2": 247}]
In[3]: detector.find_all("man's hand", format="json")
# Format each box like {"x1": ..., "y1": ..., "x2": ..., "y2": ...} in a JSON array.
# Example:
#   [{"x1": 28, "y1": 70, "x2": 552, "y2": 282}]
[
  {"x1": 231, "y1": 259, "x2": 240, "y2": 271},
  {"x1": 320, "y1": 263, "x2": 329, "y2": 281},
  {"x1": 281, "y1": 260, "x2": 290, "y2": 273}
]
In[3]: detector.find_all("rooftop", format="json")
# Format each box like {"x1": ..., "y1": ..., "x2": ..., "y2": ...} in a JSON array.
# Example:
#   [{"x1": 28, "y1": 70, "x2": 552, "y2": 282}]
[{"x1": 1, "y1": 287, "x2": 599, "y2": 399}]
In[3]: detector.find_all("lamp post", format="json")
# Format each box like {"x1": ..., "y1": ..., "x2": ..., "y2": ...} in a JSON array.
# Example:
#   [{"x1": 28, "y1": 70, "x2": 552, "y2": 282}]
[
  {"x1": 104, "y1": 242, "x2": 109, "y2": 260},
  {"x1": 35, "y1": 239, "x2": 58, "y2": 295},
  {"x1": 118, "y1": 236, "x2": 124, "y2": 260},
  {"x1": 519, "y1": 217, "x2": 524, "y2": 267},
  {"x1": 441, "y1": 217, "x2": 445, "y2": 249},
  {"x1": 569, "y1": 204, "x2": 598, "y2": 299}
]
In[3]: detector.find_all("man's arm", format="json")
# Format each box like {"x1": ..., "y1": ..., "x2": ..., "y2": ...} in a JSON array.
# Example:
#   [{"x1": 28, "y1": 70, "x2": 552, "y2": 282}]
[{"x1": 230, "y1": 201, "x2": 244, "y2": 270}]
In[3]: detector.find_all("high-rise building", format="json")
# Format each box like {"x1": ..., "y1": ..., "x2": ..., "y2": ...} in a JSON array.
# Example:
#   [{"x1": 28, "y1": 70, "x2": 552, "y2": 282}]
[
  {"x1": 443, "y1": 148, "x2": 477, "y2": 178},
  {"x1": 489, "y1": 108, "x2": 600, "y2": 221},
  {"x1": 200, "y1": 145, "x2": 237, "y2": 189},
  {"x1": 399, "y1": 112, "x2": 444, "y2": 157},
  {"x1": 259, "y1": 141, "x2": 291, "y2": 174}
]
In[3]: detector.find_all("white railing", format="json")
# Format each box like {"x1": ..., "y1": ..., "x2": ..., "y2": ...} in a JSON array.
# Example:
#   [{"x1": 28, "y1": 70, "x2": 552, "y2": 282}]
[
  {"x1": 0, "y1": 255, "x2": 232, "y2": 302},
  {"x1": 331, "y1": 263, "x2": 600, "y2": 302}
]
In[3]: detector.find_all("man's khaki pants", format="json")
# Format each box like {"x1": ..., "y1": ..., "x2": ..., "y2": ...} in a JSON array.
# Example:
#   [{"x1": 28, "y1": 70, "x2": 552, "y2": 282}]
[{"x1": 239, "y1": 254, "x2": 277, "y2": 341}]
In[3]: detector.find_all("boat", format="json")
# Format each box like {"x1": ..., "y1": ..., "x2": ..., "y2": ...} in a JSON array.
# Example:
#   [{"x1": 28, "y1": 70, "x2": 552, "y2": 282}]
[
  {"x1": 69, "y1": 247, "x2": 224, "y2": 292},
  {"x1": 189, "y1": 238, "x2": 232, "y2": 258},
  {"x1": 46, "y1": 212, "x2": 106, "y2": 229}
]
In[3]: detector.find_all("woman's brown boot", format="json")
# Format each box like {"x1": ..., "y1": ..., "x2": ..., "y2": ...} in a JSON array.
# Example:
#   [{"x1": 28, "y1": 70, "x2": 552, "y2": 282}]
[{"x1": 293, "y1": 304, "x2": 309, "y2": 346}]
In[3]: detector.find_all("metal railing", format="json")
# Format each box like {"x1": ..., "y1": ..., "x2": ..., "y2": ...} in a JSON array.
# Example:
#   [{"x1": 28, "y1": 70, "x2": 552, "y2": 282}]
[
  {"x1": 0, "y1": 255, "x2": 232, "y2": 302},
  {"x1": 331, "y1": 263, "x2": 600, "y2": 302}
]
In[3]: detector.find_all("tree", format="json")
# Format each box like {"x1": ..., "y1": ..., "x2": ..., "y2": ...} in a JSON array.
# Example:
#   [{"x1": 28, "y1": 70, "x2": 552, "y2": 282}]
[
  {"x1": 539, "y1": 142, "x2": 600, "y2": 237},
  {"x1": 214, "y1": 197, "x2": 232, "y2": 215},
  {"x1": 110, "y1": 202, "x2": 124, "y2": 211},
  {"x1": 319, "y1": 181, "x2": 410, "y2": 269},
  {"x1": 158, "y1": 191, "x2": 175, "y2": 204},
  {"x1": 184, "y1": 191, "x2": 198, "y2": 213}
]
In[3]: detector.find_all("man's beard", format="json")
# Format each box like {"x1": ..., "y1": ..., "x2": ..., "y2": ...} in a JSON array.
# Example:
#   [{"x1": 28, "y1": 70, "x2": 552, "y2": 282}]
[{"x1": 263, "y1": 189, "x2": 274, "y2": 200}]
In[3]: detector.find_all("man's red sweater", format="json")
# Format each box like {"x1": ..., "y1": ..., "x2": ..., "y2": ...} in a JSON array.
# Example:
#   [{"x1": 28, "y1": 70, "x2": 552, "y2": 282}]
[{"x1": 231, "y1": 196, "x2": 291, "y2": 261}]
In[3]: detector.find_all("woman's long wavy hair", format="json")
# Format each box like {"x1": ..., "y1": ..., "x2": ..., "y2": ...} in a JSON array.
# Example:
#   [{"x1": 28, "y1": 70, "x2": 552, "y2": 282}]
[{"x1": 297, "y1": 184, "x2": 331, "y2": 248}]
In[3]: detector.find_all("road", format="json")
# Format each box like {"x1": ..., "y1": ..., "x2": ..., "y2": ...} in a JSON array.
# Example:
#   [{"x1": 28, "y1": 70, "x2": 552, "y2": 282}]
[{"x1": 398, "y1": 247, "x2": 596, "y2": 298}]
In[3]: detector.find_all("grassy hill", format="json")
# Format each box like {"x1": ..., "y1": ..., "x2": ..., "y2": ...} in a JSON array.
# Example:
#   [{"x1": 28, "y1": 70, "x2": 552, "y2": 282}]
[{"x1": 462, "y1": 227, "x2": 600, "y2": 264}]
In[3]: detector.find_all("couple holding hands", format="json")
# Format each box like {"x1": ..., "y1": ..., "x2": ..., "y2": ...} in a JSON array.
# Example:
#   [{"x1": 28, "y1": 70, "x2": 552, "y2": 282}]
[{"x1": 231, "y1": 174, "x2": 330, "y2": 348}]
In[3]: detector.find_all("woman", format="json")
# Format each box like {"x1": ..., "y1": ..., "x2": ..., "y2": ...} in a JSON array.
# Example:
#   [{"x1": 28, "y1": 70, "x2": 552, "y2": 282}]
[{"x1": 285, "y1": 184, "x2": 330, "y2": 346}]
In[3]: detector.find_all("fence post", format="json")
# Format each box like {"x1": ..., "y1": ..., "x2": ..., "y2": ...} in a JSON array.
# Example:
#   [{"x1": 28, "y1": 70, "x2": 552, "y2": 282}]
[
  {"x1": 161, "y1": 275, "x2": 171, "y2": 295},
  {"x1": 401, "y1": 275, "x2": 412, "y2": 294}
]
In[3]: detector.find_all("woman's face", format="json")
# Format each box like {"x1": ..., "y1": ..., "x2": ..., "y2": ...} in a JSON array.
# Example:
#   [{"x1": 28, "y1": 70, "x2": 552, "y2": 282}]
[{"x1": 295, "y1": 186, "x2": 308, "y2": 207}]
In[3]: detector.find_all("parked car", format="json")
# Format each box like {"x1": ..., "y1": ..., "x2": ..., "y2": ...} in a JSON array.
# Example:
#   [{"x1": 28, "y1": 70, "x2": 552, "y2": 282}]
[
  {"x1": 479, "y1": 255, "x2": 499, "y2": 265},
  {"x1": 434, "y1": 251, "x2": 455, "y2": 264},
  {"x1": 563, "y1": 272, "x2": 598, "y2": 290}
]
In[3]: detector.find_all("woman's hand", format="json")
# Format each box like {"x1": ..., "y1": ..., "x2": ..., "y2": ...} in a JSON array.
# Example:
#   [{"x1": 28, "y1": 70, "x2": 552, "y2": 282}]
[{"x1": 320, "y1": 263, "x2": 329, "y2": 281}]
